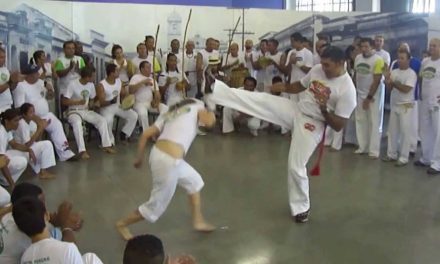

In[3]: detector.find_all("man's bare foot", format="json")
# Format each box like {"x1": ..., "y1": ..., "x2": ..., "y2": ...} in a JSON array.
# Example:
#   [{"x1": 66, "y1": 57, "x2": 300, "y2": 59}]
[
  {"x1": 103, "y1": 147, "x2": 117, "y2": 154},
  {"x1": 80, "y1": 151, "x2": 90, "y2": 160},
  {"x1": 116, "y1": 221, "x2": 134, "y2": 241},
  {"x1": 193, "y1": 221, "x2": 216, "y2": 233},
  {"x1": 38, "y1": 170, "x2": 56, "y2": 179}
]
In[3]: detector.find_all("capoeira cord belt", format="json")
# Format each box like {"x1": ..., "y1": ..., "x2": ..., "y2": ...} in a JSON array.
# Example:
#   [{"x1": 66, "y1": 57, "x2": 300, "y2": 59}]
[{"x1": 310, "y1": 125, "x2": 327, "y2": 176}]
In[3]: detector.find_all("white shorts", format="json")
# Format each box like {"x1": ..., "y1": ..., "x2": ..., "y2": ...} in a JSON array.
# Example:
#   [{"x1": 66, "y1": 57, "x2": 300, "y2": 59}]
[{"x1": 138, "y1": 146, "x2": 204, "y2": 222}]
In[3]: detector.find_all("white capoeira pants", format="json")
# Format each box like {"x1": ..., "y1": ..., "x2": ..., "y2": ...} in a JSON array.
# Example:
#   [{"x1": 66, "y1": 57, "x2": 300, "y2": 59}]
[
  {"x1": 222, "y1": 107, "x2": 261, "y2": 134},
  {"x1": 0, "y1": 185, "x2": 10, "y2": 207},
  {"x1": 138, "y1": 146, "x2": 204, "y2": 223},
  {"x1": 325, "y1": 127, "x2": 343, "y2": 150},
  {"x1": 410, "y1": 101, "x2": 420, "y2": 153},
  {"x1": 8, "y1": 141, "x2": 56, "y2": 174},
  {"x1": 387, "y1": 104, "x2": 414, "y2": 163},
  {"x1": 419, "y1": 100, "x2": 440, "y2": 168},
  {"x1": 40, "y1": 112, "x2": 75, "y2": 161},
  {"x1": 133, "y1": 102, "x2": 168, "y2": 132},
  {"x1": 355, "y1": 87, "x2": 384, "y2": 156},
  {"x1": 67, "y1": 110, "x2": 112, "y2": 152},
  {"x1": 0, "y1": 151, "x2": 27, "y2": 186},
  {"x1": 209, "y1": 81, "x2": 325, "y2": 215},
  {"x1": 82, "y1": 253, "x2": 104, "y2": 264},
  {"x1": 99, "y1": 104, "x2": 138, "y2": 145}
]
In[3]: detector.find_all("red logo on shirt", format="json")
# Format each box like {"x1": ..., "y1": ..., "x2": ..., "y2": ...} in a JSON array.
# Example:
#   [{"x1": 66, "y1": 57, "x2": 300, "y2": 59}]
[
  {"x1": 304, "y1": 123, "x2": 315, "y2": 132},
  {"x1": 309, "y1": 80, "x2": 331, "y2": 97}
]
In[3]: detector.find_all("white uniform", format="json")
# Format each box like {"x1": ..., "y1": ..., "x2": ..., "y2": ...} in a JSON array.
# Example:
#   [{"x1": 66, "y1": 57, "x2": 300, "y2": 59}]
[
  {"x1": 129, "y1": 74, "x2": 168, "y2": 131},
  {"x1": 222, "y1": 87, "x2": 260, "y2": 135},
  {"x1": 13, "y1": 79, "x2": 75, "y2": 161},
  {"x1": 138, "y1": 100, "x2": 205, "y2": 222},
  {"x1": 209, "y1": 65, "x2": 357, "y2": 216},
  {"x1": 113, "y1": 59, "x2": 130, "y2": 84},
  {"x1": 253, "y1": 51, "x2": 268, "y2": 92},
  {"x1": 0, "y1": 125, "x2": 27, "y2": 186},
  {"x1": 63, "y1": 79, "x2": 112, "y2": 152},
  {"x1": 244, "y1": 50, "x2": 256, "y2": 78},
  {"x1": 387, "y1": 68, "x2": 417, "y2": 163},
  {"x1": 131, "y1": 56, "x2": 149, "y2": 74},
  {"x1": 38, "y1": 62, "x2": 53, "y2": 86},
  {"x1": 198, "y1": 49, "x2": 220, "y2": 92},
  {"x1": 0, "y1": 66, "x2": 13, "y2": 112},
  {"x1": 184, "y1": 51, "x2": 198, "y2": 98},
  {"x1": 375, "y1": 49, "x2": 391, "y2": 67},
  {"x1": 222, "y1": 53, "x2": 246, "y2": 87},
  {"x1": 264, "y1": 51, "x2": 283, "y2": 93},
  {"x1": 54, "y1": 55, "x2": 85, "y2": 95},
  {"x1": 11, "y1": 119, "x2": 56, "y2": 173},
  {"x1": 99, "y1": 78, "x2": 138, "y2": 144},
  {"x1": 20, "y1": 238, "x2": 103, "y2": 264},
  {"x1": 159, "y1": 71, "x2": 188, "y2": 106},
  {"x1": 354, "y1": 53, "x2": 385, "y2": 157},
  {"x1": 419, "y1": 57, "x2": 440, "y2": 169},
  {"x1": 0, "y1": 185, "x2": 10, "y2": 207}
]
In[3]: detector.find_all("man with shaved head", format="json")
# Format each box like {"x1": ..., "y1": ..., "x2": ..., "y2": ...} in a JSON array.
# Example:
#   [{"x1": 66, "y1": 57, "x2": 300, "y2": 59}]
[
  {"x1": 244, "y1": 39, "x2": 256, "y2": 77},
  {"x1": 415, "y1": 38, "x2": 440, "y2": 175},
  {"x1": 374, "y1": 35, "x2": 391, "y2": 69},
  {"x1": 221, "y1": 43, "x2": 245, "y2": 87},
  {"x1": 184, "y1": 40, "x2": 197, "y2": 98}
]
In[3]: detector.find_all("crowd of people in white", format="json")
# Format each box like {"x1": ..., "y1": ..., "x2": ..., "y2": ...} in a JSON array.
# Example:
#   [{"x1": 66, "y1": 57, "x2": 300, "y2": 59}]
[{"x1": 0, "y1": 30, "x2": 439, "y2": 263}]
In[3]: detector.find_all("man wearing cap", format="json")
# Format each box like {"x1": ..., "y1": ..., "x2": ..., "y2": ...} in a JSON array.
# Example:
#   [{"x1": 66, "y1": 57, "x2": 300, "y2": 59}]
[
  {"x1": 129, "y1": 61, "x2": 167, "y2": 132},
  {"x1": 62, "y1": 66, "x2": 116, "y2": 159},
  {"x1": 13, "y1": 64, "x2": 77, "y2": 161}
]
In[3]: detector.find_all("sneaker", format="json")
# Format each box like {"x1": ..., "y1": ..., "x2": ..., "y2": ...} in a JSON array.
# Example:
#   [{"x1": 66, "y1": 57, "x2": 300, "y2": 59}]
[
  {"x1": 250, "y1": 129, "x2": 258, "y2": 137},
  {"x1": 382, "y1": 156, "x2": 397, "y2": 162},
  {"x1": 294, "y1": 210, "x2": 310, "y2": 223},
  {"x1": 395, "y1": 160, "x2": 408, "y2": 167},
  {"x1": 414, "y1": 160, "x2": 429, "y2": 167},
  {"x1": 427, "y1": 167, "x2": 440, "y2": 175},
  {"x1": 354, "y1": 149, "x2": 366, "y2": 155},
  {"x1": 368, "y1": 153, "x2": 379, "y2": 159},
  {"x1": 197, "y1": 128, "x2": 207, "y2": 136}
]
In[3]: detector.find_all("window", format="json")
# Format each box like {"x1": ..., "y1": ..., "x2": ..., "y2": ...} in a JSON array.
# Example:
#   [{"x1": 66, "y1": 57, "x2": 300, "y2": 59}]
[
  {"x1": 412, "y1": 0, "x2": 435, "y2": 13},
  {"x1": 296, "y1": 0, "x2": 353, "y2": 12}
]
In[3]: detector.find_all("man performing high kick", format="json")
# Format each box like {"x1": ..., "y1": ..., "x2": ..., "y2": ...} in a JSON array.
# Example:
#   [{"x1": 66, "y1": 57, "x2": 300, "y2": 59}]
[{"x1": 206, "y1": 46, "x2": 357, "y2": 222}]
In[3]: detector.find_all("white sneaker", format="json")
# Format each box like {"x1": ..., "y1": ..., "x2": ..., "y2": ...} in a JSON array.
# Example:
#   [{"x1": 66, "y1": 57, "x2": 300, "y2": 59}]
[
  {"x1": 250, "y1": 129, "x2": 258, "y2": 137},
  {"x1": 354, "y1": 149, "x2": 366, "y2": 155}
]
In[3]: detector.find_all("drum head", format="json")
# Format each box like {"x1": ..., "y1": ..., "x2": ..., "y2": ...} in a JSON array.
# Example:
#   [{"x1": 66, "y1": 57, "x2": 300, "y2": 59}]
[{"x1": 121, "y1": 94, "x2": 135, "y2": 110}]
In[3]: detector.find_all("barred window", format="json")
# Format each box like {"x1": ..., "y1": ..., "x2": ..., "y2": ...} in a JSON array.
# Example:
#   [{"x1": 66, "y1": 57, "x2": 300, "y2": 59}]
[
  {"x1": 412, "y1": 0, "x2": 435, "y2": 13},
  {"x1": 296, "y1": 0, "x2": 353, "y2": 12}
]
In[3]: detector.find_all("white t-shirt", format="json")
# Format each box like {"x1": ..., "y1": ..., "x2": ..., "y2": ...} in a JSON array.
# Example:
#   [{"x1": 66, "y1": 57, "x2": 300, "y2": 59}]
[
  {"x1": 63, "y1": 79, "x2": 96, "y2": 111},
  {"x1": 155, "y1": 99, "x2": 204, "y2": 154},
  {"x1": 184, "y1": 51, "x2": 197, "y2": 85},
  {"x1": 264, "y1": 51, "x2": 283, "y2": 88},
  {"x1": 198, "y1": 49, "x2": 220, "y2": 89},
  {"x1": 354, "y1": 53, "x2": 385, "y2": 99},
  {"x1": 20, "y1": 238, "x2": 83, "y2": 264},
  {"x1": 253, "y1": 51, "x2": 268, "y2": 86},
  {"x1": 0, "y1": 66, "x2": 13, "y2": 111},
  {"x1": 0, "y1": 125, "x2": 12, "y2": 154},
  {"x1": 244, "y1": 50, "x2": 256, "y2": 75},
  {"x1": 420, "y1": 57, "x2": 440, "y2": 107},
  {"x1": 131, "y1": 56, "x2": 149, "y2": 74},
  {"x1": 13, "y1": 80, "x2": 50, "y2": 116},
  {"x1": 375, "y1": 49, "x2": 391, "y2": 67},
  {"x1": 13, "y1": 119, "x2": 37, "y2": 145},
  {"x1": 0, "y1": 212, "x2": 31, "y2": 264},
  {"x1": 299, "y1": 64, "x2": 357, "y2": 121},
  {"x1": 128, "y1": 74, "x2": 154, "y2": 103},
  {"x1": 113, "y1": 59, "x2": 130, "y2": 83},
  {"x1": 286, "y1": 48, "x2": 314, "y2": 83},
  {"x1": 158, "y1": 71, "x2": 187, "y2": 106},
  {"x1": 100, "y1": 78, "x2": 121, "y2": 104},
  {"x1": 390, "y1": 68, "x2": 417, "y2": 106},
  {"x1": 54, "y1": 55, "x2": 85, "y2": 94}
]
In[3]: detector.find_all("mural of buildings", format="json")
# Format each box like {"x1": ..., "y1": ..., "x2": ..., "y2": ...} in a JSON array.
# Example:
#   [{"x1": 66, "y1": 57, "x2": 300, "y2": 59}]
[{"x1": 0, "y1": 3, "x2": 111, "y2": 81}]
